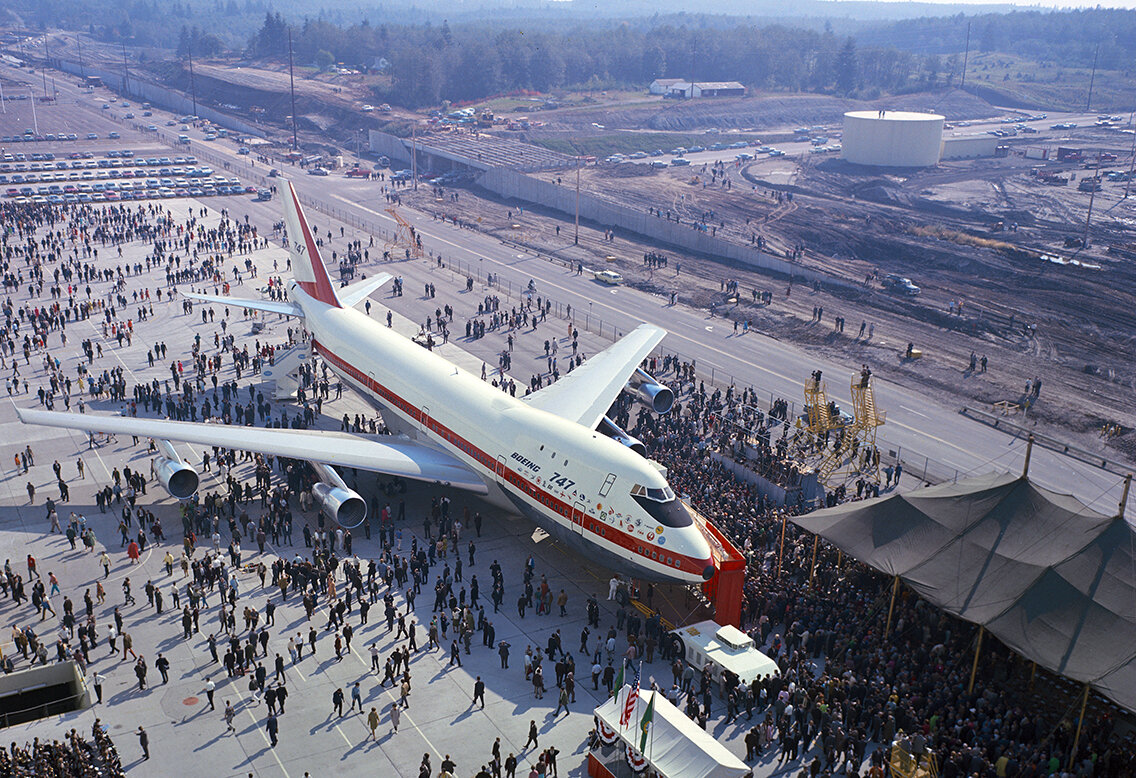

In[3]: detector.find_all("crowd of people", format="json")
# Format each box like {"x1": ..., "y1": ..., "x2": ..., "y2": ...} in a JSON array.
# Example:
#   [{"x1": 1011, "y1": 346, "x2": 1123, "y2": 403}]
[
  {"x1": 0, "y1": 722, "x2": 123, "y2": 778},
  {"x1": 3, "y1": 195, "x2": 1135, "y2": 778},
  {"x1": 623, "y1": 358, "x2": 1136, "y2": 778}
]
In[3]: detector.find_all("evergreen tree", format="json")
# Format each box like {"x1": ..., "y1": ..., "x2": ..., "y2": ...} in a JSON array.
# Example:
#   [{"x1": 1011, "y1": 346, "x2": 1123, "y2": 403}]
[{"x1": 835, "y1": 38, "x2": 857, "y2": 95}]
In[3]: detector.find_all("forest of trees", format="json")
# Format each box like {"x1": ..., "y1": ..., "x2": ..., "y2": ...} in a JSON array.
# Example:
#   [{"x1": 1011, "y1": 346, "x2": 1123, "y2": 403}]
[
  {"x1": 13, "y1": 0, "x2": 1136, "y2": 107},
  {"x1": 267, "y1": 19, "x2": 944, "y2": 107}
]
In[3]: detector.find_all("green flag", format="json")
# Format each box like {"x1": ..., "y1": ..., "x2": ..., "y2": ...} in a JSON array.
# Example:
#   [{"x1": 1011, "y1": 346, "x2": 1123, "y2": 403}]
[
  {"x1": 639, "y1": 695, "x2": 655, "y2": 752},
  {"x1": 611, "y1": 664, "x2": 624, "y2": 699}
]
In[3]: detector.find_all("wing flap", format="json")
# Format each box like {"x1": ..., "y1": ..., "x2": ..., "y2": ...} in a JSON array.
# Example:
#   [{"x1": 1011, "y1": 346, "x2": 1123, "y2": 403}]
[
  {"x1": 16, "y1": 408, "x2": 487, "y2": 494},
  {"x1": 523, "y1": 323, "x2": 665, "y2": 429}
]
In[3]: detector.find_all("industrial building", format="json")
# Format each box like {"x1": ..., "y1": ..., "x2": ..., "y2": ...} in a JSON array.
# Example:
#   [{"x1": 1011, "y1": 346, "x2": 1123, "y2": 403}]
[
  {"x1": 665, "y1": 81, "x2": 746, "y2": 99},
  {"x1": 841, "y1": 110, "x2": 945, "y2": 167},
  {"x1": 648, "y1": 78, "x2": 684, "y2": 95},
  {"x1": 941, "y1": 134, "x2": 999, "y2": 160}
]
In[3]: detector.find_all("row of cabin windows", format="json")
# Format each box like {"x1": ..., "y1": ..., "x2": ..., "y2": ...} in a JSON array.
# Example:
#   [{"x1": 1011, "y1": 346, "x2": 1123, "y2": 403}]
[{"x1": 636, "y1": 545, "x2": 680, "y2": 567}]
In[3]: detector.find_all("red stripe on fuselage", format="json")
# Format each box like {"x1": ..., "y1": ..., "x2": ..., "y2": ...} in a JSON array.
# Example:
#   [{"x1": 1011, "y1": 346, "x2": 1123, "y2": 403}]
[{"x1": 312, "y1": 339, "x2": 709, "y2": 580}]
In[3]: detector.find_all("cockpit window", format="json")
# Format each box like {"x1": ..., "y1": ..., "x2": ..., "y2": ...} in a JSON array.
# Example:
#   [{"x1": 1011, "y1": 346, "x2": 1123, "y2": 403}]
[
  {"x1": 631, "y1": 484, "x2": 691, "y2": 528},
  {"x1": 631, "y1": 484, "x2": 675, "y2": 501}
]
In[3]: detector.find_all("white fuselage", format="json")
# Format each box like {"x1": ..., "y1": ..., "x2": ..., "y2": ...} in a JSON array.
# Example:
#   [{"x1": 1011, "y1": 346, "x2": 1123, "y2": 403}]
[{"x1": 294, "y1": 284, "x2": 714, "y2": 585}]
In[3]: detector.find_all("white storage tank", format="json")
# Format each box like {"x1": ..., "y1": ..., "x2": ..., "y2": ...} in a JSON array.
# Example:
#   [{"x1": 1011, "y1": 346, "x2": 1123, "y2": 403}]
[{"x1": 842, "y1": 110, "x2": 944, "y2": 167}]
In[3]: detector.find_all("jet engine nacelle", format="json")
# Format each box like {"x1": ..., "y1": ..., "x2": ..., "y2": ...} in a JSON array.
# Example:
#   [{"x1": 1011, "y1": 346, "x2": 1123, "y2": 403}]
[
  {"x1": 154, "y1": 456, "x2": 200, "y2": 500},
  {"x1": 625, "y1": 368, "x2": 674, "y2": 415},
  {"x1": 598, "y1": 416, "x2": 647, "y2": 457},
  {"x1": 312, "y1": 482, "x2": 367, "y2": 529}
]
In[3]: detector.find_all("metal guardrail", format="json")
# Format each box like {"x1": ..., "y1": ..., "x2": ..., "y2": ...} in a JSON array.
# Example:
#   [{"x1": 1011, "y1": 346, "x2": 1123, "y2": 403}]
[{"x1": 961, "y1": 405, "x2": 1132, "y2": 476}]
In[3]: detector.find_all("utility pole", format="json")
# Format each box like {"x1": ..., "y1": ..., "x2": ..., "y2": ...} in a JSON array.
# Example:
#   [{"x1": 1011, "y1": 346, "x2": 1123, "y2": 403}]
[
  {"x1": 1124, "y1": 107, "x2": 1136, "y2": 198},
  {"x1": 288, "y1": 29, "x2": 298, "y2": 151},
  {"x1": 121, "y1": 43, "x2": 130, "y2": 95},
  {"x1": 960, "y1": 22, "x2": 971, "y2": 89},
  {"x1": 41, "y1": 35, "x2": 50, "y2": 99},
  {"x1": 1086, "y1": 42, "x2": 1100, "y2": 113},
  {"x1": 411, "y1": 123, "x2": 418, "y2": 191},
  {"x1": 689, "y1": 39, "x2": 697, "y2": 99},
  {"x1": 0, "y1": 79, "x2": 6, "y2": 114},
  {"x1": 29, "y1": 89, "x2": 38, "y2": 135},
  {"x1": 574, "y1": 156, "x2": 581, "y2": 245},
  {"x1": 1084, "y1": 150, "x2": 1102, "y2": 248},
  {"x1": 187, "y1": 44, "x2": 198, "y2": 118},
  {"x1": 77, "y1": 35, "x2": 85, "y2": 79}
]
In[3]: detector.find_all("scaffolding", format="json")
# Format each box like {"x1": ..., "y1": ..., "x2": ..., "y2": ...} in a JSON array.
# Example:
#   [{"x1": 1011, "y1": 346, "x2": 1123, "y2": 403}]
[
  {"x1": 802, "y1": 373, "x2": 835, "y2": 436},
  {"x1": 384, "y1": 206, "x2": 424, "y2": 260},
  {"x1": 849, "y1": 370, "x2": 886, "y2": 481},
  {"x1": 889, "y1": 740, "x2": 938, "y2": 778},
  {"x1": 802, "y1": 370, "x2": 886, "y2": 486}
]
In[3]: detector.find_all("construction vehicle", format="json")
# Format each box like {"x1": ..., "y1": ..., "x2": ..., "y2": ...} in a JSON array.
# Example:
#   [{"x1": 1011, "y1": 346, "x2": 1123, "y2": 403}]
[{"x1": 477, "y1": 110, "x2": 495, "y2": 128}]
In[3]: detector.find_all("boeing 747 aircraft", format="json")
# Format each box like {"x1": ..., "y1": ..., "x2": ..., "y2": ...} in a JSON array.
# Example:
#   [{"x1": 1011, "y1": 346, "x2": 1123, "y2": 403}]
[{"x1": 18, "y1": 182, "x2": 717, "y2": 584}]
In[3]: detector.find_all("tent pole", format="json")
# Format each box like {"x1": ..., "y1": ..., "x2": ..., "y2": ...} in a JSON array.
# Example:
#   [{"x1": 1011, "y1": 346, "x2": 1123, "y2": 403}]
[
  {"x1": 776, "y1": 510, "x2": 788, "y2": 578},
  {"x1": 884, "y1": 575, "x2": 899, "y2": 636},
  {"x1": 1028, "y1": 661, "x2": 1037, "y2": 691},
  {"x1": 967, "y1": 626, "x2": 984, "y2": 695},
  {"x1": 1118, "y1": 474, "x2": 1132, "y2": 520},
  {"x1": 1021, "y1": 434, "x2": 1034, "y2": 478},
  {"x1": 1068, "y1": 683, "x2": 1090, "y2": 770},
  {"x1": 808, "y1": 534, "x2": 819, "y2": 589}
]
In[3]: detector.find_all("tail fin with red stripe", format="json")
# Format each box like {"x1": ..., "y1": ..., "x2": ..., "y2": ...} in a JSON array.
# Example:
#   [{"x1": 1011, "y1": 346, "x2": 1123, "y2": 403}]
[{"x1": 282, "y1": 180, "x2": 341, "y2": 307}]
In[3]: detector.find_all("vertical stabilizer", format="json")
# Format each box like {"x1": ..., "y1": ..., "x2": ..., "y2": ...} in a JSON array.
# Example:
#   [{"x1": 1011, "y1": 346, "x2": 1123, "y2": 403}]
[{"x1": 282, "y1": 181, "x2": 340, "y2": 307}]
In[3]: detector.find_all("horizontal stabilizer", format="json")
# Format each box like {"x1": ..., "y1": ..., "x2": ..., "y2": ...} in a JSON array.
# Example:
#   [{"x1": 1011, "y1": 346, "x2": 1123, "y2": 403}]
[
  {"x1": 339, "y1": 273, "x2": 393, "y2": 309},
  {"x1": 182, "y1": 290, "x2": 303, "y2": 318}
]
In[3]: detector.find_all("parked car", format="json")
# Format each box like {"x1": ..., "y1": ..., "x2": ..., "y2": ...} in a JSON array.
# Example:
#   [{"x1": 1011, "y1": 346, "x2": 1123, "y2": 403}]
[{"x1": 882, "y1": 274, "x2": 921, "y2": 296}]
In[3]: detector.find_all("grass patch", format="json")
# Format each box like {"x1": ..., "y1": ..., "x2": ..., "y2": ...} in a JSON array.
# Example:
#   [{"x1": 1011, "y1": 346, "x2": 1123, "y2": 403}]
[
  {"x1": 911, "y1": 223, "x2": 1041, "y2": 261},
  {"x1": 963, "y1": 52, "x2": 1132, "y2": 112}
]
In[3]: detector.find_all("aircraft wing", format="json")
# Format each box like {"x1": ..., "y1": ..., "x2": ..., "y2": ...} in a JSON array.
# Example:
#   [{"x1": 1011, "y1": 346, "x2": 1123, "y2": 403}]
[
  {"x1": 182, "y1": 291, "x2": 303, "y2": 318},
  {"x1": 522, "y1": 323, "x2": 665, "y2": 429},
  {"x1": 16, "y1": 408, "x2": 488, "y2": 494},
  {"x1": 339, "y1": 273, "x2": 392, "y2": 309}
]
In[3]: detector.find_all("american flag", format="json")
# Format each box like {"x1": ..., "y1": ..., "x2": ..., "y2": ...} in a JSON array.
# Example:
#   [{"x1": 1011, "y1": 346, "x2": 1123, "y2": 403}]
[{"x1": 620, "y1": 679, "x2": 639, "y2": 727}]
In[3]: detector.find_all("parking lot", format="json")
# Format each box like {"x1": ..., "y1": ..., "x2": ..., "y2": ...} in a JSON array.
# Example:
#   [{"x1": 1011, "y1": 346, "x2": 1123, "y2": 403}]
[{"x1": 0, "y1": 90, "x2": 257, "y2": 204}]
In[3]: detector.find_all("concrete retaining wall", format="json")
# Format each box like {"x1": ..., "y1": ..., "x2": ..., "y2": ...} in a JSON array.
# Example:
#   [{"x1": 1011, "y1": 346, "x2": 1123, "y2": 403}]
[
  {"x1": 477, "y1": 166, "x2": 840, "y2": 286},
  {"x1": 368, "y1": 130, "x2": 410, "y2": 162},
  {"x1": 54, "y1": 59, "x2": 266, "y2": 138}
]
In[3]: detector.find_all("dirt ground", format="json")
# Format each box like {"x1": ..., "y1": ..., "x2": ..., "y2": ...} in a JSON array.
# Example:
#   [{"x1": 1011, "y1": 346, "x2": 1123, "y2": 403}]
[{"x1": 400, "y1": 147, "x2": 1136, "y2": 466}]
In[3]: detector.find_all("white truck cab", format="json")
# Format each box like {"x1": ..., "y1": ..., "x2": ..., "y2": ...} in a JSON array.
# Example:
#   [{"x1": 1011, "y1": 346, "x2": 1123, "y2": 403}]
[{"x1": 670, "y1": 620, "x2": 779, "y2": 687}]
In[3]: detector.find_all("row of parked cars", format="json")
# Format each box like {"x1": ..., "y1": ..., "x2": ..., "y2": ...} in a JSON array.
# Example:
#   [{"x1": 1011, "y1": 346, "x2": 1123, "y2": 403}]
[
  {"x1": 8, "y1": 175, "x2": 254, "y2": 206},
  {"x1": 0, "y1": 157, "x2": 213, "y2": 187},
  {"x1": 1, "y1": 131, "x2": 82, "y2": 143}
]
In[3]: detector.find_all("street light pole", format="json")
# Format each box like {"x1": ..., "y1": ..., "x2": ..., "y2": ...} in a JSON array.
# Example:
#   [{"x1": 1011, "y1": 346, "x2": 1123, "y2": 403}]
[
  {"x1": 187, "y1": 45, "x2": 198, "y2": 118},
  {"x1": 288, "y1": 29, "x2": 298, "y2": 151},
  {"x1": 574, "y1": 156, "x2": 581, "y2": 245},
  {"x1": 41, "y1": 35, "x2": 49, "y2": 99}
]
